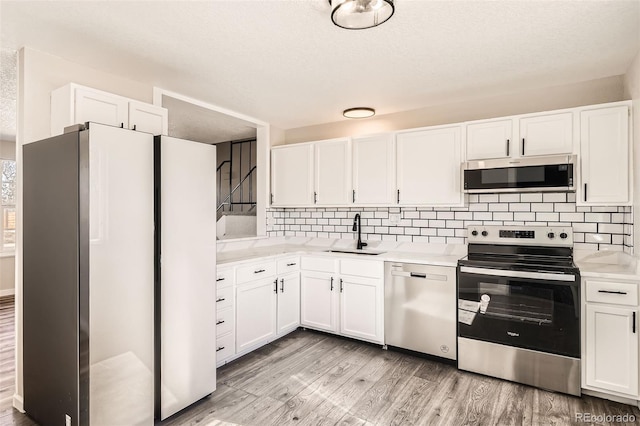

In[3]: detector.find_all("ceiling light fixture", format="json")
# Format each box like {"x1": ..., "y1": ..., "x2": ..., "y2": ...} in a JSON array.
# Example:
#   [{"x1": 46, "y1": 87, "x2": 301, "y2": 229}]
[
  {"x1": 329, "y1": 0, "x2": 395, "y2": 30},
  {"x1": 343, "y1": 107, "x2": 375, "y2": 119}
]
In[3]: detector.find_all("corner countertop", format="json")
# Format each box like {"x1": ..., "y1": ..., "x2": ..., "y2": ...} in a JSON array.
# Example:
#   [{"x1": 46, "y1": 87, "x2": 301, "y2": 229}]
[
  {"x1": 216, "y1": 237, "x2": 466, "y2": 268},
  {"x1": 574, "y1": 250, "x2": 640, "y2": 280}
]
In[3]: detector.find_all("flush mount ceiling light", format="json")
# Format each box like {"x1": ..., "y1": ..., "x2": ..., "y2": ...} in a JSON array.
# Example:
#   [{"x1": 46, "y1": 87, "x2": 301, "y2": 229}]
[
  {"x1": 329, "y1": 0, "x2": 395, "y2": 30},
  {"x1": 343, "y1": 107, "x2": 375, "y2": 119}
]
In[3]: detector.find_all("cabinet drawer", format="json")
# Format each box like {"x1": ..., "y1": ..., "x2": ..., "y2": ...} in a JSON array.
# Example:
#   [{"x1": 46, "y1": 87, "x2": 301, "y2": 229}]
[
  {"x1": 236, "y1": 261, "x2": 277, "y2": 283},
  {"x1": 340, "y1": 259, "x2": 383, "y2": 279},
  {"x1": 216, "y1": 267, "x2": 234, "y2": 288},
  {"x1": 277, "y1": 256, "x2": 300, "y2": 274},
  {"x1": 216, "y1": 286, "x2": 233, "y2": 310},
  {"x1": 586, "y1": 279, "x2": 638, "y2": 306},
  {"x1": 216, "y1": 307, "x2": 234, "y2": 337},
  {"x1": 216, "y1": 332, "x2": 235, "y2": 363},
  {"x1": 301, "y1": 256, "x2": 337, "y2": 273}
]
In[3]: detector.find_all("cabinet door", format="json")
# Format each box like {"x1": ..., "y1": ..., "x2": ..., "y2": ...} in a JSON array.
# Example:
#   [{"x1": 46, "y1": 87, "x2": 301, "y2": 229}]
[
  {"x1": 519, "y1": 112, "x2": 573, "y2": 157},
  {"x1": 352, "y1": 134, "x2": 395, "y2": 204},
  {"x1": 339, "y1": 276, "x2": 383, "y2": 344},
  {"x1": 129, "y1": 101, "x2": 168, "y2": 135},
  {"x1": 300, "y1": 271, "x2": 337, "y2": 333},
  {"x1": 579, "y1": 106, "x2": 630, "y2": 205},
  {"x1": 396, "y1": 126, "x2": 463, "y2": 206},
  {"x1": 315, "y1": 138, "x2": 351, "y2": 205},
  {"x1": 277, "y1": 272, "x2": 300, "y2": 335},
  {"x1": 75, "y1": 87, "x2": 129, "y2": 130},
  {"x1": 236, "y1": 278, "x2": 277, "y2": 353},
  {"x1": 466, "y1": 119, "x2": 513, "y2": 160},
  {"x1": 271, "y1": 144, "x2": 314, "y2": 206},
  {"x1": 585, "y1": 304, "x2": 638, "y2": 396}
]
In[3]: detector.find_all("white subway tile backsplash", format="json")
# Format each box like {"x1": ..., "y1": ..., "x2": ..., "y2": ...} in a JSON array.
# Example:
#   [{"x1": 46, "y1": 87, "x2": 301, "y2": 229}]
[{"x1": 266, "y1": 192, "x2": 633, "y2": 250}]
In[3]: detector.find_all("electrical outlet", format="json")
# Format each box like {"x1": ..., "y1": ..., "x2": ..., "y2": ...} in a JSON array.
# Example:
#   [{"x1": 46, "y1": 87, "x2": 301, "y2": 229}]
[{"x1": 389, "y1": 213, "x2": 401, "y2": 224}]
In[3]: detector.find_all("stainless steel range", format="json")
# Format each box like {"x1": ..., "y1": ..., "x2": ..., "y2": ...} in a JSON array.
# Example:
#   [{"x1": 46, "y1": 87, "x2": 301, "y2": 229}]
[{"x1": 457, "y1": 225, "x2": 581, "y2": 396}]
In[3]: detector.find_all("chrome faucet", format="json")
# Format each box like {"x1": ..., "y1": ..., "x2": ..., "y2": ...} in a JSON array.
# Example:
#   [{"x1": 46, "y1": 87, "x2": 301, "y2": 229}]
[{"x1": 352, "y1": 214, "x2": 367, "y2": 250}]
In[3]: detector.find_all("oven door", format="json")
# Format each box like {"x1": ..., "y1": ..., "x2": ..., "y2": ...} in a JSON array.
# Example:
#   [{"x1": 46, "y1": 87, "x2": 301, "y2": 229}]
[{"x1": 457, "y1": 266, "x2": 580, "y2": 358}]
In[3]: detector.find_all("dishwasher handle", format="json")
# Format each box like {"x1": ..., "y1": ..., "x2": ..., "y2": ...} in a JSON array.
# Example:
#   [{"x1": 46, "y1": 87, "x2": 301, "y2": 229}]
[{"x1": 390, "y1": 270, "x2": 447, "y2": 281}]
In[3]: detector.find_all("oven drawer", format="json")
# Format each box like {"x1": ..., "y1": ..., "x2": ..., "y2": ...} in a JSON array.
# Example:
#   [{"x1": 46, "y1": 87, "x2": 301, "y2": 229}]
[{"x1": 585, "y1": 279, "x2": 638, "y2": 306}]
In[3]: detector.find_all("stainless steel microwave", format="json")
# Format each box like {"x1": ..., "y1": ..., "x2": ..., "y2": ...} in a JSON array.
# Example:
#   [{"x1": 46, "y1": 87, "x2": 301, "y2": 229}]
[{"x1": 463, "y1": 155, "x2": 576, "y2": 193}]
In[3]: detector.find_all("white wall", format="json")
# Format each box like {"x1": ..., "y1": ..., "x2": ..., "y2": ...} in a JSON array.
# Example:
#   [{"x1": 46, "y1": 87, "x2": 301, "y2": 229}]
[
  {"x1": 285, "y1": 75, "x2": 626, "y2": 143},
  {"x1": 624, "y1": 50, "x2": 640, "y2": 250}
]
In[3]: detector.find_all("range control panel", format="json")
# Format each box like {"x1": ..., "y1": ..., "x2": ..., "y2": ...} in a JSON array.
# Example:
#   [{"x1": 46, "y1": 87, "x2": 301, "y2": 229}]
[
  {"x1": 499, "y1": 230, "x2": 535, "y2": 239},
  {"x1": 468, "y1": 225, "x2": 573, "y2": 247}
]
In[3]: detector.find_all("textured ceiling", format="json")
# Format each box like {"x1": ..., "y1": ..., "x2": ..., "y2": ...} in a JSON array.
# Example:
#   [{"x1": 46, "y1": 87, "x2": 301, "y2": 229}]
[{"x1": 1, "y1": 0, "x2": 639, "y2": 131}]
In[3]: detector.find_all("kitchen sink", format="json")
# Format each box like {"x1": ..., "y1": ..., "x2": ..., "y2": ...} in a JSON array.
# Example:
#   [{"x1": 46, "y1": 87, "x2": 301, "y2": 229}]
[{"x1": 325, "y1": 249, "x2": 385, "y2": 256}]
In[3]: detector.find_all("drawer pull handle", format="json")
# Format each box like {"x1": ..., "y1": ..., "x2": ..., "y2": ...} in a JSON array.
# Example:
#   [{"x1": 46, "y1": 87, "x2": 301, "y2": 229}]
[
  {"x1": 286, "y1": 263, "x2": 297, "y2": 266},
  {"x1": 216, "y1": 346, "x2": 225, "y2": 352},
  {"x1": 216, "y1": 320, "x2": 225, "y2": 325},
  {"x1": 410, "y1": 272, "x2": 427, "y2": 279},
  {"x1": 254, "y1": 269, "x2": 266, "y2": 274},
  {"x1": 597, "y1": 290, "x2": 627, "y2": 295},
  {"x1": 216, "y1": 277, "x2": 225, "y2": 282},
  {"x1": 216, "y1": 298, "x2": 226, "y2": 303}
]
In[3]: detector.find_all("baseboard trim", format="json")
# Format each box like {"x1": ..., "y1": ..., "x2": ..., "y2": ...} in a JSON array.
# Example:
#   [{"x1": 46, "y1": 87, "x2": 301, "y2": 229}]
[
  {"x1": 13, "y1": 393, "x2": 24, "y2": 413},
  {"x1": 0, "y1": 289, "x2": 15, "y2": 297}
]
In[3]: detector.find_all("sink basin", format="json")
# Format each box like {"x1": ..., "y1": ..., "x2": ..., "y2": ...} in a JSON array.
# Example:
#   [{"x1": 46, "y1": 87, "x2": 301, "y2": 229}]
[{"x1": 326, "y1": 249, "x2": 385, "y2": 256}]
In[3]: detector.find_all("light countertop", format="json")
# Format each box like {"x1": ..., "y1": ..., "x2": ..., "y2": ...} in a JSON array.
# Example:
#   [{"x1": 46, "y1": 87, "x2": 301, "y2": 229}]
[
  {"x1": 217, "y1": 238, "x2": 466, "y2": 268},
  {"x1": 574, "y1": 249, "x2": 640, "y2": 280}
]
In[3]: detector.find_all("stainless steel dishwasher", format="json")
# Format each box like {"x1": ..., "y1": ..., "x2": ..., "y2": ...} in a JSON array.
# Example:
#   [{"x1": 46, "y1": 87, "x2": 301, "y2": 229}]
[{"x1": 384, "y1": 262, "x2": 457, "y2": 360}]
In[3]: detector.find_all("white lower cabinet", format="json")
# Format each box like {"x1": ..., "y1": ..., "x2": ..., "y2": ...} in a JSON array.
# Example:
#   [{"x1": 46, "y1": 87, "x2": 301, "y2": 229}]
[
  {"x1": 583, "y1": 278, "x2": 639, "y2": 400},
  {"x1": 277, "y1": 271, "x2": 301, "y2": 335},
  {"x1": 236, "y1": 278, "x2": 278, "y2": 353},
  {"x1": 300, "y1": 256, "x2": 384, "y2": 344},
  {"x1": 216, "y1": 267, "x2": 236, "y2": 367},
  {"x1": 339, "y1": 275, "x2": 383, "y2": 343},
  {"x1": 300, "y1": 270, "x2": 338, "y2": 333}
]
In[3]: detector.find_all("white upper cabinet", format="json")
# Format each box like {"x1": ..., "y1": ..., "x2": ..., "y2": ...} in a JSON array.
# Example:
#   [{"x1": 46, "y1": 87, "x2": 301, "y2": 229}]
[
  {"x1": 51, "y1": 83, "x2": 168, "y2": 136},
  {"x1": 271, "y1": 144, "x2": 314, "y2": 206},
  {"x1": 315, "y1": 138, "x2": 351, "y2": 205},
  {"x1": 466, "y1": 119, "x2": 513, "y2": 160},
  {"x1": 519, "y1": 112, "x2": 573, "y2": 157},
  {"x1": 579, "y1": 105, "x2": 631, "y2": 205},
  {"x1": 352, "y1": 134, "x2": 395, "y2": 204},
  {"x1": 396, "y1": 125, "x2": 463, "y2": 206},
  {"x1": 129, "y1": 100, "x2": 169, "y2": 136}
]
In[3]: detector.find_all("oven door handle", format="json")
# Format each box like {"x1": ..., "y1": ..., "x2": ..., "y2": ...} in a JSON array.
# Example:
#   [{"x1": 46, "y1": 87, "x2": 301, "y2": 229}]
[{"x1": 459, "y1": 266, "x2": 576, "y2": 282}]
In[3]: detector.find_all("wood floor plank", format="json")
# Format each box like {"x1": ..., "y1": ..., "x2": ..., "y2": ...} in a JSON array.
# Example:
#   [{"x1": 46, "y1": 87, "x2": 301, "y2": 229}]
[{"x1": 348, "y1": 352, "x2": 422, "y2": 422}]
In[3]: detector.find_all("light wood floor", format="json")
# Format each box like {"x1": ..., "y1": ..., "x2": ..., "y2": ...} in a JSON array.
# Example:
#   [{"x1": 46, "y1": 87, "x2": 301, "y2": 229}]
[{"x1": 2, "y1": 296, "x2": 639, "y2": 425}]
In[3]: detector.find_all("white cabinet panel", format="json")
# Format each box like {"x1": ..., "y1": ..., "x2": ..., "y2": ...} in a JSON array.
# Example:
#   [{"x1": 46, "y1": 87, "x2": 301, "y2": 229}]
[
  {"x1": 277, "y1": 272, "x2": 301, "y2": 335},
  {"x1": 76, "y1": 88, "x2": 129, "y2": 131},
  {"x1": 585, "y1": 304, "x2": 638, "y2": 396},
  {"x1": 579, "y1": 106, "x2": 630, "y2": 205},
  {"x1": 271, "y1": 144, "x2": 314, "y2": 206},
  {"x1": 129, "y1": 100, "x2": 168, "y2": 135},
  {"x1": 396, "y1": 126, "x2": 463, "y2": 206},
  {"x1": 466, "y1": 119, "x2": 513, "y2": 160},
  {"x1": 236, "y1": 279, "x2": 277, "y2": 353},
  {"x1": 300, "y1": 271, "x2": 337, "y2": 333},
  {"x1": 315, "y1": 138, "x2": 351, "y2": 205},
  {"x1": 519, "y1": 112, "x2": 573, "y2": 157},
  {"x1": 352, "y1": 134, "x2": 395, "y2": 204},
  {"x1": 339, "y1": 276, "x2": 383, "y2": 344}
]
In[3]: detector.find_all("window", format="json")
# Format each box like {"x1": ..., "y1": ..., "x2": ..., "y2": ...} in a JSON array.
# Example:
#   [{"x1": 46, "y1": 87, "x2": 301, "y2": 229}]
[{"x1": 1, "y1": 159, "x2": 16, "y2": 252}]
